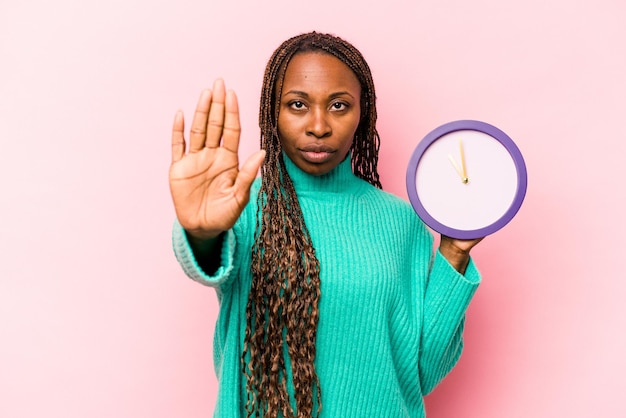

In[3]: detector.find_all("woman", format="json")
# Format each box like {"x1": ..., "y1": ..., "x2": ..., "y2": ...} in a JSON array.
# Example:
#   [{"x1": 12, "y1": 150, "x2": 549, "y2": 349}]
[{"x1": 170, "y1": 32, "x2": 482, "y2": 418}]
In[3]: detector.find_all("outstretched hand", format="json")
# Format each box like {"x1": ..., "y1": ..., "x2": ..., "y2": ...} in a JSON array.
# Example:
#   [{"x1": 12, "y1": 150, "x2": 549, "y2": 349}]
[
  {"x1": 169, "y1": 79, "x2": 266, "y2": 240},
  {"x1": 439, "y1": 235, "x2": 484, "y2": 275}
]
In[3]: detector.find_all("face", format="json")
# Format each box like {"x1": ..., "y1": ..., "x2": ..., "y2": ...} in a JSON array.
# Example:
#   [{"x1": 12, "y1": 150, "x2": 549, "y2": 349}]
[{"x1": 277, "y1": 52, "x2": 362, "y2": 176}]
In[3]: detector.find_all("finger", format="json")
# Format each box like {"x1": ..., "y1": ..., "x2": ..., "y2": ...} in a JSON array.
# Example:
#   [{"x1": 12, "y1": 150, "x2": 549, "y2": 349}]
[
  {"x1": 189, "y1": 89, "x2": 212, "y2": 152},
  {"x1": 234, "y1": 150, "x2": 266, "y2": 203},
  {"x1": 171, "y1": 110, "x2": 186, "y2": 163},
  {"x1": 221, "y1": 89, "x2": 241, "y2": 153},
  {"x1": 206, "y1": 79, "x2": 226, "y2": 148}
]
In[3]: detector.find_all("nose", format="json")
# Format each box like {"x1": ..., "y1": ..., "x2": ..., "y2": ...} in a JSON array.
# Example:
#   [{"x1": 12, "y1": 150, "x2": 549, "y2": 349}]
[{"x1": 306, "y1": 108, "x2": 331, "y2": 138}]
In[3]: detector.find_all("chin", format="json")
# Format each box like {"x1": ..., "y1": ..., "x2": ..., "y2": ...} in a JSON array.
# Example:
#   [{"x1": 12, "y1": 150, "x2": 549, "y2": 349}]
[{"x1": 300, "y1": 161, "x2": 334, "y2": 176}]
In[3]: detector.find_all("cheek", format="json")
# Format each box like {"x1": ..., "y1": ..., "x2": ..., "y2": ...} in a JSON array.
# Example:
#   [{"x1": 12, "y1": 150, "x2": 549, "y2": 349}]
[
  {"x1": 277, "y1": 113, "x2": 296, "y2": 137},
  {"x1": 349, "y1": 105, "x2": 362, "y2": 135},
  {"x1": 346, "y1": 115, "x2": 361, "y2": 142}
]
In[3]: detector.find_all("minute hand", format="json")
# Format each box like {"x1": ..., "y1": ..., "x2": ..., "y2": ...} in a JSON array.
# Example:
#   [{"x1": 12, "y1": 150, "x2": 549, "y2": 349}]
[{"x1": 459, "y1": 140, "x2": 469, "y2": 184}]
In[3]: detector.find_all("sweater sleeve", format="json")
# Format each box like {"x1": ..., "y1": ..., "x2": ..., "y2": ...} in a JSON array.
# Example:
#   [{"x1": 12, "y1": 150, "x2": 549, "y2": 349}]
[
  {"x1": 419, "y1": 249, "x2": 481, "y2": 394},
  {"x1": 171, "y1": 219, "x2": 237, "y2": 288}
]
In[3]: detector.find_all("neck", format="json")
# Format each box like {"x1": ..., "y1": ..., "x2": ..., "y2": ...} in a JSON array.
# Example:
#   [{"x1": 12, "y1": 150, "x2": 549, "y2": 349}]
[{"x1": 280, "y1": 152, "x2": 362, "y2": 194}]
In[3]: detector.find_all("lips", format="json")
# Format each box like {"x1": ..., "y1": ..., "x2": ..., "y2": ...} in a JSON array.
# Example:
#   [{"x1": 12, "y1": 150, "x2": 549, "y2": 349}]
[
  {"x1": 298, "y1": 144, "x2": 336, "y2": 164},
  {"x1": 300, "y1": 144, "x2": 335, "y2": 153}
]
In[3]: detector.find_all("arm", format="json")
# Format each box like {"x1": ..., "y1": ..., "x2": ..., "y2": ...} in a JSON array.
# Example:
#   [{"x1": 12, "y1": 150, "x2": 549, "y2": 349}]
[
  {"x1": 169, "y1": 79, "x2": 264, "y2": 285},
  {"x1": 172, "y1": 220, "x2": 237, "y2": 287},
  {"x1": 187, "y1": 231, "x2": 224, "y2": 275},
  {"x1": 418, "y1": 237, "x2": 482, "y2": 394}
]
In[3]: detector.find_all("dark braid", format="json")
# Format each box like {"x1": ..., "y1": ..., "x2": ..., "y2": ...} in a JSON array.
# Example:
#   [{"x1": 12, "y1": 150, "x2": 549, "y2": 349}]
[{"x1": 242, "y1": 32, "x2": 382, "y2": 418}]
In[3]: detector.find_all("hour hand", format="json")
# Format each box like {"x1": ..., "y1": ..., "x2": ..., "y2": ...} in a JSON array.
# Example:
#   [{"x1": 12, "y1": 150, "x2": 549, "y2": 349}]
[{"x1": 448, "y1": 154, "x2": 464, "y2": 179}]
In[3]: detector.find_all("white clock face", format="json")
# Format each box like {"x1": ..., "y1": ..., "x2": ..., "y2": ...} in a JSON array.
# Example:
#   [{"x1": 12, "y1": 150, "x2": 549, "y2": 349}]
[
  {"x1": 407, "y1": 120, "x2": 527, "y2": 239},
  {"x1": 414, "y1": 129, "x2": 519, "y2": 232}
]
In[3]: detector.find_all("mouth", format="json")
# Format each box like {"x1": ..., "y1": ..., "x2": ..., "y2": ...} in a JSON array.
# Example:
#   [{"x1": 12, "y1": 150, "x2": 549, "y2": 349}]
[{"x1": 298, "y1": 145, "x2": 336, "y2": 164}]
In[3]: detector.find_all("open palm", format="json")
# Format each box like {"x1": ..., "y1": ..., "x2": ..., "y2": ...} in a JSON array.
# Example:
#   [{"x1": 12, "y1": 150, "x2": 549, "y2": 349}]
[{"x1": 169, "y1": 79, "x2": 265, "y2": 240}]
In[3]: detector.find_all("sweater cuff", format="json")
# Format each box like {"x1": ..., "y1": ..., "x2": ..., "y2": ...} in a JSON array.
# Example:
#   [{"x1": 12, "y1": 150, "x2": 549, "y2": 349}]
[
  {"x1": 427, "y1": 250, "x2": 481, "y2": 312},
  {"x1": 171, "y1": 219, "x2": 235, "y2": 287},
  {"x1": 435, "y1": 249, "x2": 481, "y2": 284}
]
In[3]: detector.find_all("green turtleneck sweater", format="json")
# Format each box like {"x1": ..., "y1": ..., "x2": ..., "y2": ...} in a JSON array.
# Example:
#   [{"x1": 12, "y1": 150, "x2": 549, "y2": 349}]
[{"x1": 172, "y1": 155, "x2": 481, "y2": 417}]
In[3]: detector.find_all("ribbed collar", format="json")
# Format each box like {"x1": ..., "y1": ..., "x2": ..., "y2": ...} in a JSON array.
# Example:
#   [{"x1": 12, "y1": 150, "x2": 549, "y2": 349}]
[{"x1": 281, "y1": 152, "x2": 363, "y2": 194}]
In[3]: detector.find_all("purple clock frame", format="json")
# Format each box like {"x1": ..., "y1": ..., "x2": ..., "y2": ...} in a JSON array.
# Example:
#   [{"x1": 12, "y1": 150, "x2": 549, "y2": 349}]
[{"x1": 406, "y1": 120, "x2": 528, "y2": 239}]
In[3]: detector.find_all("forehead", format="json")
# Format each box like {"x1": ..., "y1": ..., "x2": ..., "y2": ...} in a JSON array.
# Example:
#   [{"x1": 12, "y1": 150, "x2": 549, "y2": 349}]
[{"x1": 281, "y1": 52, "x2": 361, "y2": 94}]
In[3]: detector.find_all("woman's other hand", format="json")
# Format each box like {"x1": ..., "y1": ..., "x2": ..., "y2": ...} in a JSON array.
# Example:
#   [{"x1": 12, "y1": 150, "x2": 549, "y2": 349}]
[{"x1": 169, "y1": 79, "x2": 266, "y2": 241}]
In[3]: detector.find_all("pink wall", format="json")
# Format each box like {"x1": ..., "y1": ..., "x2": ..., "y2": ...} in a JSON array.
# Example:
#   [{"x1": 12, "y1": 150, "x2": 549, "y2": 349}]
[{"x1": 2, "y1": 0, "x2": 624, "y2": 416}]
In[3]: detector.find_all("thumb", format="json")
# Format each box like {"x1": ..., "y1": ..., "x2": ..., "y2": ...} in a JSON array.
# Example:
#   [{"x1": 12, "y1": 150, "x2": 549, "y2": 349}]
[{"x1": 234, "y1": 150, "x2": 266, "y2": 202}]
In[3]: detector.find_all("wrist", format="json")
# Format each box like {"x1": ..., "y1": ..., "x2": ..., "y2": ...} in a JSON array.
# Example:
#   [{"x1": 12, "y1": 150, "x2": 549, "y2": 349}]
[
  {"x1": 439, "y1": 240, "x2": 471, "y2": 275},
  {"x1": 184, "y1": 227, "x2": 223, "y2": 242}
]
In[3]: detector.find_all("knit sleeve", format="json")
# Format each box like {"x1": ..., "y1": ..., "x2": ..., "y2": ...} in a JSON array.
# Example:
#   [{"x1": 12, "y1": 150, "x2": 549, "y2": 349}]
[
  {"x1": 171, "y1": 219, "x2": 237, "y2": 288},
  {"x1": 418, "y1": 249, "x2": 481, "y2": 394}
]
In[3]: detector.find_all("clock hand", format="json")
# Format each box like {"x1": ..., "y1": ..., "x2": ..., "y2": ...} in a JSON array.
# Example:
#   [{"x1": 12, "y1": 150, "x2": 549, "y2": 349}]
[
  {"x1": 459, "y1": 140, "x2": 469, "y2": 184},
  {"x1": 448, "y1": 154, "x2": 464, "y2": 179}
]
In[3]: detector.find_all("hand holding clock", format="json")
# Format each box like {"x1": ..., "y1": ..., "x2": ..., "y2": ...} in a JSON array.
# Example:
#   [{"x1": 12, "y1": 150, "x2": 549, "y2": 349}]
[
  {"x1": 439, "y1": 235, "x2": 484, "y2": 274},
  {"x1": 407, "y1": 120, "x2": 527, "y2": 273}
]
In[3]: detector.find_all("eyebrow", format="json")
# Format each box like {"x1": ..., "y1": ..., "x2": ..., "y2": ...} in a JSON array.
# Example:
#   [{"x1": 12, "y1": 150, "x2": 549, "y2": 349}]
[{"x1": 282, "y1": 90, "x2": 356, "y2": 100}]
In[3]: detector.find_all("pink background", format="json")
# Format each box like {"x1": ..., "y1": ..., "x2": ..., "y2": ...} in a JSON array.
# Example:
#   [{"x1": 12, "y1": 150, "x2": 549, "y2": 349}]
[{"x1": 2, "y1": 0, "x2": 624, "y2": 416}]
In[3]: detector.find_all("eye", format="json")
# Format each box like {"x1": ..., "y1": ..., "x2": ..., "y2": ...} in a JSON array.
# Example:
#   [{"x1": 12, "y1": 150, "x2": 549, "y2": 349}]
[
  {"x1": 331, "y1": 102, "x2": 349, "y2": 111},
  {"x1": 289, "y1": 100, "x2": 306, "y2": 110}
]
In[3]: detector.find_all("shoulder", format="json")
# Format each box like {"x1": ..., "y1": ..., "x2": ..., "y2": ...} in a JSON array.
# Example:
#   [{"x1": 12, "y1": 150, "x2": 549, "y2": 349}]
[
  {"x1": 345, "y1": 183, "x2": 434, "y2": 260},
  {"x1": 359, "y1": 182, "x2": 431, "y2": 233},
  {"x1": 361, "y1": 182, "x2": 416, "y2": 214}
]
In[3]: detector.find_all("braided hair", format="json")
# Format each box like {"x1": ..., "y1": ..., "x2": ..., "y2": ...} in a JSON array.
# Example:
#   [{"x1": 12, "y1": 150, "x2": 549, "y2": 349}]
[{"x1": 242, "y1": 32, "x2": 381, "y2": 418}]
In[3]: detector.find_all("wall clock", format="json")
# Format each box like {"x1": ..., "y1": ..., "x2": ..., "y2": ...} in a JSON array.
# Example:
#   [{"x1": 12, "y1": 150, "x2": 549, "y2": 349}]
[{"x1": 406, "y1": 120, "x2": 527, "y2": 239}]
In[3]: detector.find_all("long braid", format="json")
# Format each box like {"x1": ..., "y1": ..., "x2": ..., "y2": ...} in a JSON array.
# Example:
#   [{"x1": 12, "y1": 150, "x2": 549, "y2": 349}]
[{"x1": 242, "y1": 32, "x2": 381, "y2": 418}]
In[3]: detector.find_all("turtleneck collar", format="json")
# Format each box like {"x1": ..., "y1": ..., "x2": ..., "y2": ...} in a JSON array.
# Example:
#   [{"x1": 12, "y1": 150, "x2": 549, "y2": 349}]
[{"x1": 281, "y1": 152, "x2": 363, "y2": 194}]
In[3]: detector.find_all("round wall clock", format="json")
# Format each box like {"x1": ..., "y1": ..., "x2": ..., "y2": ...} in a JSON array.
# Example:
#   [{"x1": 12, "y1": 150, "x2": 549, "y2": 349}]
[{"x1": 406, "y1": 120, "x2": 527, "y2": 239}]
